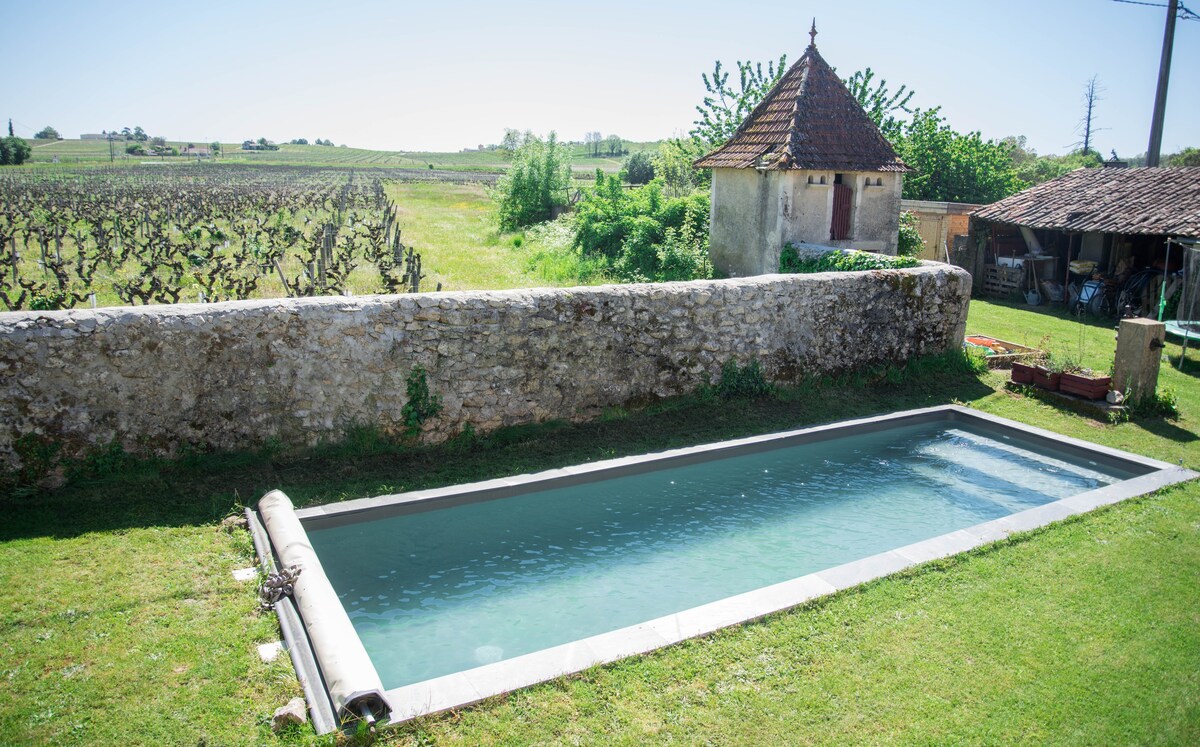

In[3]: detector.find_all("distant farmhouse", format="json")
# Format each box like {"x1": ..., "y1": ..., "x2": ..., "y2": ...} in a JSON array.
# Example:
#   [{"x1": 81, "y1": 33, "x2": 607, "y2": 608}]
[
  {"x1": 80, "y1": 133, "x2": 109, "y2": 140},
  {"x1": 697, "y1": 25, "x2": 908, "y2": 277}
]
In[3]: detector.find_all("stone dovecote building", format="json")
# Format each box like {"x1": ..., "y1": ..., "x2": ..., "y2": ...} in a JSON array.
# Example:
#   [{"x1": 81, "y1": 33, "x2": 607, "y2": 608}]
[{"x1": 696, "y1": 25, "x2": 908, "y2": 276}]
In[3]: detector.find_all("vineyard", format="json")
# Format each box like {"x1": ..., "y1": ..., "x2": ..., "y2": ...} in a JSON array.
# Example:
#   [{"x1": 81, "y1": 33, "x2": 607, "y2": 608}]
[{"x1": 0, "y1": 165, "x2": 438, "y2": 310}]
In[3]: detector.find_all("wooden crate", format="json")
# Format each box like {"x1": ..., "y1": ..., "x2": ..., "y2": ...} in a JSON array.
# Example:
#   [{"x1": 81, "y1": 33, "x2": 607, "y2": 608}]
[
  {"x1": 963, "y1": 334, "x2": 1043, "y2": 368},
  {"x1": 982, "y1": 265, "x2": 1024, "y2": 297}
]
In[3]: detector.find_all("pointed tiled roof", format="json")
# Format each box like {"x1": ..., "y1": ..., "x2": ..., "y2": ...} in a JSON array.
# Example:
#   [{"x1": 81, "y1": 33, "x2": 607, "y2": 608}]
[{"x1": 695, "y1": 36, "x2": 907, "y2": 173}]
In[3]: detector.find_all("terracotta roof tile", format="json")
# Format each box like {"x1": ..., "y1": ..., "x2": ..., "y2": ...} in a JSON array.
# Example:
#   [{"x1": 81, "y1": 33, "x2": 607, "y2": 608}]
[
  {"x1": 695, "y1": 43, "x2": 907, "y2": 173},
  {"x1": 971, "y1": 167, "x2": 1200, "y2": 238}
]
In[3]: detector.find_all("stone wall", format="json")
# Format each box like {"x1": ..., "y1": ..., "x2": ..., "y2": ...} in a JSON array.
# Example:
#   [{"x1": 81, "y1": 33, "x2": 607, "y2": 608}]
[{"x1": 0, "y1": 265, "x2": 971, "y2": 470}]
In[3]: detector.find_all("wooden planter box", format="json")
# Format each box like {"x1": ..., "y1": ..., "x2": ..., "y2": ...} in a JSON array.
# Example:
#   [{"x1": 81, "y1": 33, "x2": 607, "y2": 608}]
[
  {"x1": 1011, "y1": 361, "x2": 1036, "y2": 384},
  {"x1": 964, "y1": 334, "x2": 1042, "y2": 368},
  {"x1": 1060, "y1": 372, "x2": 1111, "y2": 400},
  {"x1": 1031, "y1": 367, "x2": 1061, "y2": 391}
]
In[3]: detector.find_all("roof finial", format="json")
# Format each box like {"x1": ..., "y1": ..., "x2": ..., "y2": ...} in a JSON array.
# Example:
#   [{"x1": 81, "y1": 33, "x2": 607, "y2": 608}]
[{"x1": 808, "y1": 18, "x2": 818, "y2": 48}]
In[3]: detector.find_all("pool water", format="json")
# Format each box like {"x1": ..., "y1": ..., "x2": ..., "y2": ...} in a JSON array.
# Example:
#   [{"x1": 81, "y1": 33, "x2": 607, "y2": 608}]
[{"x1": 308, "y1": 419, "x2": 1139, "y2": 689}]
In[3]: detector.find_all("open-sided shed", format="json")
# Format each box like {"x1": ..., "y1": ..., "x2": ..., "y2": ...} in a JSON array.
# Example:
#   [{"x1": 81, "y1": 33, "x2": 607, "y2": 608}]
[{"x1": 970, "y1": 166, "x2": 1200, "y2": 315}]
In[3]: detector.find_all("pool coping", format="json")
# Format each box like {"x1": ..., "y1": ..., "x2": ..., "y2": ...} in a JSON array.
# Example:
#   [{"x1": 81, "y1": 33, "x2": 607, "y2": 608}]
[{"x1": 267, "y1": 405, "x2": 1197, "y2": 727}]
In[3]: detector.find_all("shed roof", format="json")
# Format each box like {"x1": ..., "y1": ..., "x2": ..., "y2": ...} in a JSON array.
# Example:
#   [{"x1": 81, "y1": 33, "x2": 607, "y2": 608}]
[
  {"x1": 694, "y1": 33, "x2": 907, "y2": 173},
  {"x1": 971, "y1": 167, "x2": 1200, "y2": 238}
]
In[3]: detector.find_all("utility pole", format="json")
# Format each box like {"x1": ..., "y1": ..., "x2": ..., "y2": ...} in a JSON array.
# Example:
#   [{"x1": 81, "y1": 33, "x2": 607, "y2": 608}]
[{"x1": 1146, "y1": 0, "x2": 1178, "y2": 166}]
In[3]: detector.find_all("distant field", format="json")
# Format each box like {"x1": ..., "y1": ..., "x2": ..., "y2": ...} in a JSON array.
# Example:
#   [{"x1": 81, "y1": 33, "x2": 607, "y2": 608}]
[{"x1": 22, "y1": 138, "x2": 661, "y2": 174}]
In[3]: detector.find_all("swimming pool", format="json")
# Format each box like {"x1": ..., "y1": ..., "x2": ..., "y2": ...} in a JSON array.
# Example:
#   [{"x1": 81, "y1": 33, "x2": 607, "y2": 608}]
[{"x1": 251, "y1": 405, "x2": 1194, "y2": 730}]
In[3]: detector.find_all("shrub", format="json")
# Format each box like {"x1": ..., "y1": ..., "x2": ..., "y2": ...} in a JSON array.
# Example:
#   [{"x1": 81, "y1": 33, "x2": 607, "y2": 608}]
[
  {"x1": 621, "y1": 151, "x2": 655, "y2": 185},
  {"x1": 574, "y1": 172, "x2": 712, "y2": 282},
  {"x1": 493, "y1": 132, "x2": 573, "y2": 230},
  {"x1": 0, "y1": 135, "x2": 31, "y2": 165},
  {"x1": 897, "y1": 211, "x2": 924, "y2": 257},
  {"x1": 710, "y1": 359, "x2": 774, "y2": 399},
  {"x1": 779, "y1": 246, "x2": 920, "y2": 273}
]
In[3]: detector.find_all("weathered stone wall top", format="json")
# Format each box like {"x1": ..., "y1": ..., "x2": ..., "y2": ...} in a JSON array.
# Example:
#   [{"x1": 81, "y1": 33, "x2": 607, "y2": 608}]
[{"x1": 1, "y1": 266, "x2": 971, "y2": 470}]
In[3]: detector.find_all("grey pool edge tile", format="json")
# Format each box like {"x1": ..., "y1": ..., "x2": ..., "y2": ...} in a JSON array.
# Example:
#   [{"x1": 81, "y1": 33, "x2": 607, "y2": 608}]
[
  {"x1": 463, "y1": 639, "x2": 601, "y2": 697},
  {"x1": 1001, "y1": 499, "x2": 1080, "y2": 533},
  {"x1": 815, "y1": 550, "x2": 917, "y2": 591},
  {"x1": 385, "y1": 672, "x2": 484, "y2": 722},
  {"x1": 894, "y1": 529, "x2": 982, "y2": 565}
]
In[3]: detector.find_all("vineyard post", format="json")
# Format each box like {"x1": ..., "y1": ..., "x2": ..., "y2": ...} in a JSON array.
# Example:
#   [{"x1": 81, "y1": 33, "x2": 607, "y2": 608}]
[{"x1": 272, "y1": 259, "x2": 292, "y2": 296}]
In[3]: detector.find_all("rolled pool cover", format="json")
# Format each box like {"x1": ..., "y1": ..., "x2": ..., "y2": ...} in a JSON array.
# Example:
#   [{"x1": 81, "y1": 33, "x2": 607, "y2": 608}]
[{"x1": 257, "y1": 489, "x2": 393, "y2": 724}]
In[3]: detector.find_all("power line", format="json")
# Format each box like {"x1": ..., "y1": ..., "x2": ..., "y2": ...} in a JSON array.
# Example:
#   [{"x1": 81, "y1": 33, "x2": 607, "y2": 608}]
[{"x1": 1112, "y1": 0, "x2": 1200, "y2": 20}]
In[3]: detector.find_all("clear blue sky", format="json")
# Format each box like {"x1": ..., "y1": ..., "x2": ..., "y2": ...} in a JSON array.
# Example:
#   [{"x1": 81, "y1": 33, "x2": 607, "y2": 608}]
[{"x1": 4, "y1": 0, "x2": 1197, "y2": 158}]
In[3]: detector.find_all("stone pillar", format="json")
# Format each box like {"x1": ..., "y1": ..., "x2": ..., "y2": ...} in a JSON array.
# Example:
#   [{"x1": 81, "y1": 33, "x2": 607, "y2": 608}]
[{"x1": 1113, "y1": 318, "x2": 1166, "y2": 401}]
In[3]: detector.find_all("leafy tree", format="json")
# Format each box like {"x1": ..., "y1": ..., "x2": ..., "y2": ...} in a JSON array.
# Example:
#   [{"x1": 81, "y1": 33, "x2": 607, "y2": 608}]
[
  {"x1": 1000, "y1": 136, "x2": 1102, "y2": 185},
  {"x1": 895, "y1": 109, "x2": 1025, "y2": 203},
  {"x1": 210, "y1": 141, "x2": 221, "y2": 156},
  {"x1": 0, "y1": 134, "x2": 32, "y2": 165},
  {"x1": 7, "y1": 119, "x2": 12, "y2": 137},
  {"x1": 500, "y1": 128, "x2": 524, "y2": 154},
  {"x1": 583, "y1": 131, "x2": 603, "y2": 157},
  {"x1": 125, "y1": 143, "x2": 146, "y2": 156},
  {"x1": 290, "y1": 138, "x2": 309, "y2": 145},
  {"x1": 655, "y1": 138, "x2": 705, "y2": 197},
  {"x1": 622, "y1": 150, "x2": 655, "y2": 184},
  {"x1": 150, "y1": 136, "x2": 167, "y2": 147},
  {"x1": 34, "y1": 126, "x2": 60, "y2": 140},
  {"x1": 133, "y1": 126, "x2": 148, "y2": 142},
  {"x1": 606, "y1": 134, "x2": 623, "y2": 156},
  {"x1": 690, "y1": 56, "x2": 787, "y2": 146},
  {"x1": 493, "y1": 132, "x2": 573, "y2": 230},
  {"x1": 844, "y1": 68, "x2": 914, "y2": 140},
  {"x1": 121, "y1": 127, "x2": 132, "y2": 140},
  {"x1": 1166, "y1": 147, "x2": 1200, "y2": 167}
]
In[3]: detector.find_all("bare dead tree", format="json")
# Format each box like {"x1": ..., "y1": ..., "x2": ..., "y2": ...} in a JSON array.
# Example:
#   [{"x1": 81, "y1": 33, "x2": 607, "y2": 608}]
[{"x1": 1073, "y1": 76, "x2": 1106, "y2": 157}]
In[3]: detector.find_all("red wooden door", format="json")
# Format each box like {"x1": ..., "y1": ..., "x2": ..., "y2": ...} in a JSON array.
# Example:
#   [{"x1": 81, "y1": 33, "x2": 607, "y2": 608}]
[{"x1": 830, "y1": 184, "x2": 852, "y2": 240}]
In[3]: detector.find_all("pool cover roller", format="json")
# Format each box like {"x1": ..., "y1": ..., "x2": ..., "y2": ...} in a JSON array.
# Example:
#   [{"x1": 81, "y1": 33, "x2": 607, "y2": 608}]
[{"x1": 257, "y1": 490, "x2": 393, "y2": 725}]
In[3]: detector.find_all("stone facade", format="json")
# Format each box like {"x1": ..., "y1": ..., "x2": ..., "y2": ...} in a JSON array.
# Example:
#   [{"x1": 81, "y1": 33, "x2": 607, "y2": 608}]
[
  {"x1": 710, "y1": 168, "x2": 904, "y2": 276},
  {"x1": 0, "y1": 266, "x2": 970, "y2": 471}
]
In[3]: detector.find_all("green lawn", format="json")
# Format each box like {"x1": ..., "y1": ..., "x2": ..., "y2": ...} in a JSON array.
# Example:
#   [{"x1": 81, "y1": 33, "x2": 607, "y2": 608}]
[{"x1": 0, "y1": 299, "x2": 1196, "y2": 745}]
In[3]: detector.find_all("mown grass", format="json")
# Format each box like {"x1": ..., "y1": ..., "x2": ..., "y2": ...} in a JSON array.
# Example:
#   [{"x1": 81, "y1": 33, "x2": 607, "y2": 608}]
[{"x1": 0, "y1": 301, "x2": 1196, "y2": 745}]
